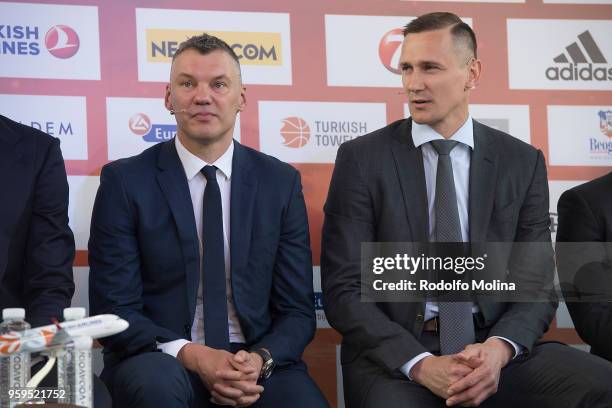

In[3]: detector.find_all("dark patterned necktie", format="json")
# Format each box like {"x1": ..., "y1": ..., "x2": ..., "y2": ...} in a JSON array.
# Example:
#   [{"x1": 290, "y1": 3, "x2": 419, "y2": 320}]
[
  {"x1": 431, "y1": 140, "x2": 475, "y2": 355},
  {"x1": 201, "y1": 165, "x2": 230, "y2": 350}
]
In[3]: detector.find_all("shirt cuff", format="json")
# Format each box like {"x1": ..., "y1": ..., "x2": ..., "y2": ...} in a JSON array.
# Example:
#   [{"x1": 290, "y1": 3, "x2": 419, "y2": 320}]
[
  {"x1": 490, "y1": 336, "x2": 524, "y2": 359},
  {"x1": 400, "y1": 352, "x2": 433, "y2": 381},
  {"x1": 157, "y1": 339, "x2": 191, "y2": 358}
]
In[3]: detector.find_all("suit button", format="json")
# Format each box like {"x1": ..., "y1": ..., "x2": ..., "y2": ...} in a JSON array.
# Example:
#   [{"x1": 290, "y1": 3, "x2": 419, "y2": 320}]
[{"x1": 416, "y1": 314, "x2": 424, "y2": 323}]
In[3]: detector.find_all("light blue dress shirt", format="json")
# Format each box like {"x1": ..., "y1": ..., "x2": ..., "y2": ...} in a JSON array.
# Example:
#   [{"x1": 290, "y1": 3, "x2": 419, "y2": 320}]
[{"x1": 399, "y1": 116, "x2": 523, "y2": 380}]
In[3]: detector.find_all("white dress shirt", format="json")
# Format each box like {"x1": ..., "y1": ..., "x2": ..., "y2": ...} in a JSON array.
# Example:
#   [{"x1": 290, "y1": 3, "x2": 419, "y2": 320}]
[
  {"x1": 400, "y1": 116, "x2": 522, "y2": 380},
  {"x1": 157, "y1": 137, "x2": 245, "y2": 357}
]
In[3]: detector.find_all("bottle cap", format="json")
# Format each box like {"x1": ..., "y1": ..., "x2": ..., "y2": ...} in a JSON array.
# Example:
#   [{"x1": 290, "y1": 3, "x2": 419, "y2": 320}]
[
  {"x1": 2, "y1": 308, "x2": 25, "y2": 321},
  {"x1": 63, "y1": 307, "x2": 87, "y2": 321}
]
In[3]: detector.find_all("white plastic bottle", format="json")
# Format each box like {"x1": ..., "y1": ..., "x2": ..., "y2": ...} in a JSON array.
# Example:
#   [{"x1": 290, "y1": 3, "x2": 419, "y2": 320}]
[
  {"x1": 57, "y1": 307, "x2": 93, "y2": 408},
  {"x1": 0, "y1": 308, "x2": 31, "y2": 408}
]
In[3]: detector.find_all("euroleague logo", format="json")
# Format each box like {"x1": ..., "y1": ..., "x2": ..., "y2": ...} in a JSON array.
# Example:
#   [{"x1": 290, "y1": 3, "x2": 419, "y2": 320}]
[
  {"x1": 280, "y1": 117, "x2": 310, "y2": 148},
  {"x1": 129, "y1": 113, "x2": 152, "y2": 136},
  {"x1": 45, "y1": 25, "x2": 80, "y2": 59},
  {"x1": 379, "y1": 28, "x2": 404, "y2": 75},
  {"x1": 129, "y1": 113, "x2": 176, "y2": 142}
]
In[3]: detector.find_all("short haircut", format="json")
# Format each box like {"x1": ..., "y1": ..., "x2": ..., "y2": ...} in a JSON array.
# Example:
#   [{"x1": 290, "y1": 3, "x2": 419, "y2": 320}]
[
  {"x1": 403, "y1": 12, "x2": 477, "y2": 59},
  {"x1": 173, "y1": 33, "x2": 242, "y2": 76}
]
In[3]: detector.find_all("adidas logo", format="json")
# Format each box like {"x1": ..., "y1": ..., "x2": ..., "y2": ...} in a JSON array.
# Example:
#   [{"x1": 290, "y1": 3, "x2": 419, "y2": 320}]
[
  {"x1": 552, "y1": 31, "x2": 606, "y2": 64},
  {"x1": 545, "y1": 30, "x2": 612, "y2": 81}
]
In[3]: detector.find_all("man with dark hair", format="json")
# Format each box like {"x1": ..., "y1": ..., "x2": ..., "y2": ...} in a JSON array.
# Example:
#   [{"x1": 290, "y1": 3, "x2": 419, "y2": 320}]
[
  {"x1": 89, "y1": 33, "x2": 328, "y2": 408},
  {"x1": 557, "y1": 172, "x2": 612, "y2": 362},
  {"x1": 403, "y1": 12, "x2": 477, "y2": 59},
  {"x1": 322, "y1": 12, "x2": 612, "y2": 408}
]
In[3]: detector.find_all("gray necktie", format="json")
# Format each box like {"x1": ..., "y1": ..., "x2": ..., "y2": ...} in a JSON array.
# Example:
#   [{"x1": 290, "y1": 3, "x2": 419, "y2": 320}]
[{"x1": 431, "y1": 140, "x2": 475, "y2": 355}]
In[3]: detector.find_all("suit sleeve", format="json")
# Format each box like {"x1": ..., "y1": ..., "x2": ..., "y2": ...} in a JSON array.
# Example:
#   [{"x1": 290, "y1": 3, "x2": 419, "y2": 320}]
[
  {"x1": 321, "y1": 143, "x2": 428, "y2": 374},
  {"x1": 89, "y1": 164, "x2": 180, "y2": 359},
  {"x1": 556, "y1": 187, "x2": 612, "y2": 360},
  {"x1": 24, "y1": 138, "x2": 75, "y2": 328},
  {"x1": 250, "y1": 170, "x2": 316, "y2": 366},
  {"x1": 487, "y1": 150, "x2": 557, "y2": 352}
]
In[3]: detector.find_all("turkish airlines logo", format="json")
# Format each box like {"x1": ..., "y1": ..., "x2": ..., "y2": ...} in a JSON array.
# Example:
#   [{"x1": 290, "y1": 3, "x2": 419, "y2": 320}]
[
  {"x1": 129, "y1": 113, "x2": 151, "y2": 136},
  {"x1": 45, "y1": 25, "x2": 80, "y2": 59},
  {"x1": 280, "y1": 117, "x2": 310, "y2": 148},
  {"x1": 379, "y1": 28, "x2": 404, "y2": 75}
]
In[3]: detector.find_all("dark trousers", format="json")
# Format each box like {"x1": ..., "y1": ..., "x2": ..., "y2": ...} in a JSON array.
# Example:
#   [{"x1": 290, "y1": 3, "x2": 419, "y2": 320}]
[
  {"x1": 101, "y1": 351, "x2": 330, "y2": 408},
  {"x1": 347, "y1": 333, "x2": 612, "y2": 408}
]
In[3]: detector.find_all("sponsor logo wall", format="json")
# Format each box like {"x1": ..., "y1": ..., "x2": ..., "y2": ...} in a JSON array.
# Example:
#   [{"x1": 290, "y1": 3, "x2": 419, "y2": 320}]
[
  {"x1": 508, "y1": 20, "x2": 612, "y2": 90},
  {"x1": 326, "y1": 15, "x2": 472, "y2": 87},
  {"x1": 548, "y1": 105, "x2": 612, "y2": 166},
  {"x1": 0, "y1": 94, "x2": 88, "y2": 159},
  {"x1": 1, "y1": 1, "x2": 610, "y2": 406},
  {"x1": 135, "y1": 8, "x2": 291, "y2": 84},
  {"x1": 259, "y1": 101, "x2": 386, "y2": 162},
  {"x1": 68, "y1": 176, "x2": 101, "y2": 250},
  {"x1": 0, "y1": 2, "x2": 100, "y2": 79}
]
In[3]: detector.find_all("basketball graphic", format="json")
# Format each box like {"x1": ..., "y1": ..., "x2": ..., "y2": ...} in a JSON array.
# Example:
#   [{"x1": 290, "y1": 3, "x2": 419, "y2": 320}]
[{"x1": 280, "y1": 117, "x2": 310, "y2": 148}]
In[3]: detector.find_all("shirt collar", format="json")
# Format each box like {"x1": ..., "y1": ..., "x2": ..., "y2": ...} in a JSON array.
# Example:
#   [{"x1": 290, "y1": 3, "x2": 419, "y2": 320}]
[
  {"x1": 411, "y1": 115, "x2": 474, "y2": 150},
  {"x1": 174, "y1": 136, "x2": 233, "y2": 181}
]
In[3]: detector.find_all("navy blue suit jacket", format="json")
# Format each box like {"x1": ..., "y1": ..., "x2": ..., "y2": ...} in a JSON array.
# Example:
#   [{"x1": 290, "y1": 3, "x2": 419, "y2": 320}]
[
  {"x1": 89, "y1": 139, "x2": 315, "y2": 368},
  {"x1": 0, "y1": 114, "x2": 75, "y2": 328}
]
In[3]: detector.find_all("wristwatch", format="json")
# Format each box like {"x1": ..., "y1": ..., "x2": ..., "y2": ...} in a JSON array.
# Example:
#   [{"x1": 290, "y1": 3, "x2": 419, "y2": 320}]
[{"x1": 252, "y1": 348, "x2": 275, "y2": 380}]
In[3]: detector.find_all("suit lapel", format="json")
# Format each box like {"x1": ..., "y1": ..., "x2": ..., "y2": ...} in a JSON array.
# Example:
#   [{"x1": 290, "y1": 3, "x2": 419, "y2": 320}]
[
  {"x1": 469, "y1": 120, "x2": 498, "y2": 243},
  {"x1": 389, "y1": 119, "x2": 428, "y2": 328},
  {"x1": 390, "y1": 119, "x2": 429, "y2": 242},
  {"x1": 156, "y1": 140, "x2": 200, "y2": 317},
  {"x1": 230, "y1": 142, "x2": 257, "y2": 286}
]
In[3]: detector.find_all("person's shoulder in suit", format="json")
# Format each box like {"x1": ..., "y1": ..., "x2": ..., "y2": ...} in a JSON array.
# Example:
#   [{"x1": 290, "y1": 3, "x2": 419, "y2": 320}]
[
  {"x1": 329, "y1": 118, "x2": 409, "y2": 170},
  {"x1": 561, "y1": 172, "x2": 612, "y2": 212},
  {"x1": 235, "y1": 140, "x2": 299, "y2": 185},
  {"x1": 474, "y1": 119, "x2": 540, "y2": 162},
  {"x1": 342, "y1": 118, "x2": 406, "y2": 150},
  {"x1": 96, "y1": 139, "x2": 173, "y2": 200},
  {"x1": 100, "y1": 138, "x2": 164, "y2": 175},
  {"x1": 474, "y1": 119, "x2": 547, "y2": 189}
]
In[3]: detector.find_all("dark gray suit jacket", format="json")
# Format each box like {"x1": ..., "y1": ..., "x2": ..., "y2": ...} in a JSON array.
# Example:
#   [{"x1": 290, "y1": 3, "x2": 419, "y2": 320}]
[
  {"x1": 556, "y1": 172, "x2": 612, "y2": 361},
  {"x1": 321, "y1": 118, "x2": 556, "y2": 406}
]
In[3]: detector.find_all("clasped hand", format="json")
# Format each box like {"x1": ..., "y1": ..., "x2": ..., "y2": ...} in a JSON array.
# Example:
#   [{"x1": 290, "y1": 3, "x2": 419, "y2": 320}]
[
  {"x1": 178, "y1": 344, "x2": 265, "y2": 407},
  {"x1": 411, "y1": 338, "x2": 513, "y2": 407}
]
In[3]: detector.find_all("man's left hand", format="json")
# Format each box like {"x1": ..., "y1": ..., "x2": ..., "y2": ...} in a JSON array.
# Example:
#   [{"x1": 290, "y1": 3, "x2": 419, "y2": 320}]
[{"x1": 445, "y1": 338, "x2": 513, "y2": 407}]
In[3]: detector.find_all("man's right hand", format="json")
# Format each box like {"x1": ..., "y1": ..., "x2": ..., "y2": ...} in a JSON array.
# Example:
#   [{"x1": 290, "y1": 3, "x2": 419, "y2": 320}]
[
  {"x1": 177, "y1": 343, "x2": 263, "y2": 406},
  {"x1": 411, "y1": 355, "x2": 477, "y2": 399}
]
